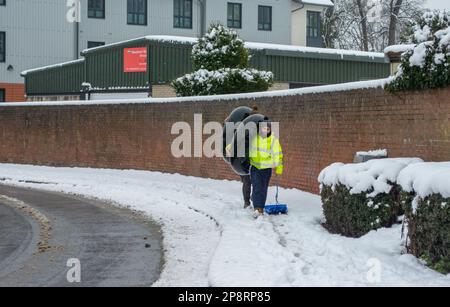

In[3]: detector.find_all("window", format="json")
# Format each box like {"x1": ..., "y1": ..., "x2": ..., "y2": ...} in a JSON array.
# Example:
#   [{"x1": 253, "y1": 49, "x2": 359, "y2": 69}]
[
  {"x1": 0, "y1": 32, "x2": 5, "y2": 63},
  {"x1": 258, "y1": 6, "x2": 272, "y2": 31},
  {"x1": 307, "y1": 11, "x2": 320, "y2": 38},
  {"x1": 88, "y1": 0, "x2": 105, "y2": 19},
  {"x1": 306, "y1": 11, "x2": 322, "y2": 47},
  {"x1": 227, "y1": 3, "x2": 242, "y2": 29},
  {"x1": 174, "y1": 0, "x2": 192, "y2": 29},
  {"x1": 0, "y1": 89, "x2": 5, "y2": 103},
  {"x1": 0, "y1": 0, "x2": 5, "y2": 6},
  {"x1": 127, "y1": 0, "x2": 147, "y2": 25},
  {"x1": 87, "y1": 41, "x2": 105, "y2": 49}
]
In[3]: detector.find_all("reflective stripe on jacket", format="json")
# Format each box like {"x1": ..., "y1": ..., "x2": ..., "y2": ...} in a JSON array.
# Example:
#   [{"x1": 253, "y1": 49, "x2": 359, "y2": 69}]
[{"x1": 249, "y1": 134, "x2": 283, "y2": 175}]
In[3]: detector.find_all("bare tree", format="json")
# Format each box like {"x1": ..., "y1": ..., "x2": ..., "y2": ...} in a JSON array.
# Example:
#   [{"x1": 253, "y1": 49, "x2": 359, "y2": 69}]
[
  {"x1": 323, "y1": 0, "x2": 425, "y2": 51},
  {"x1": 356, "y1": 0, "x2": 370, "y2": 51},
  {"x1": 388, "y1": 0, "x2": 403, "y2": 45}
]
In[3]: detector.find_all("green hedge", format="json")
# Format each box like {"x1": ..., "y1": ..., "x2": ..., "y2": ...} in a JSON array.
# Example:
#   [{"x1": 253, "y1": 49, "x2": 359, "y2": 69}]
[
  {"x1": 172, "y1": 68, "x2": 273, "y2": 97},
  {"x1": 404, "y1": 194, "x2": 450, "y2": 274},
  {"x1": 321, "y1": 184, "x2": 403, "y2": 238}
]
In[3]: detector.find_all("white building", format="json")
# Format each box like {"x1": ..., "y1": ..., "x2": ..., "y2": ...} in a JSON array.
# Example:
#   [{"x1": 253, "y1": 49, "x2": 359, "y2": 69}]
[
  {"x1": 0, "y1": 0, "x2": 332, "y2": 102},
  {"x1": 291, "y1": 0, "x2": 334, "y2": 47}
]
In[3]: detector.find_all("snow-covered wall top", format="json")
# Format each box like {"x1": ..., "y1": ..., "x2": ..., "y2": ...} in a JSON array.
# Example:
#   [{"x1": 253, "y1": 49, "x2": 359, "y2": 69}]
[
  {"x1": 397, "y1": 162, "x2": 450, "y2": 198},
  {"x1": 2, "y1": 78, "x2": 392, "y2": 107},
  {"x1": 356, "y1": 149, "x2": 388, "y2": 157},
  {"x1": 318, "y1": 158, "x2": 424, "y2": 197}
]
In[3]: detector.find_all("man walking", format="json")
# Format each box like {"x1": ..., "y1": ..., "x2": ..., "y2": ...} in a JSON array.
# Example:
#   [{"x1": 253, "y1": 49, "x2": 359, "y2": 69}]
[
  {"x1": 249, "y1": 119, "x2": 283, "y2": 218},
  {"x1": 225, "y1": 147, "x2": 252, "y2": 208},
  {"x1": 241, "y1": 175, "x2": 252, "y2": 209},
  {"x1": 225, "y1": 106, "x2": 259, "y2": 209}
]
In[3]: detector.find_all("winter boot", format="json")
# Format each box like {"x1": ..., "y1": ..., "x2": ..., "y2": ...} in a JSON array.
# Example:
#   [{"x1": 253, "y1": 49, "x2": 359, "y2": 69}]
[
  {"x1": 252, "y1": 208, "x2": 264, "y2": 219},
  {"x1": 244, "y1": 202, "x2": 251, "y2": 209}
]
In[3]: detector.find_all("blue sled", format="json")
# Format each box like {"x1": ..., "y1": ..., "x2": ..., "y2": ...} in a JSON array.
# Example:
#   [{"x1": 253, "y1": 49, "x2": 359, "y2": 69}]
[{"x1": 265, "y1": 204, "x2": 288, "y2": 215}]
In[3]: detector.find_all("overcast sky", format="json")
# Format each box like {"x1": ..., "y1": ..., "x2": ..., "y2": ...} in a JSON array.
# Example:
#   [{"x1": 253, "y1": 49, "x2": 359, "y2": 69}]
[{"x1": 425, "y1": 0, "x2": 450, "y2": 11}]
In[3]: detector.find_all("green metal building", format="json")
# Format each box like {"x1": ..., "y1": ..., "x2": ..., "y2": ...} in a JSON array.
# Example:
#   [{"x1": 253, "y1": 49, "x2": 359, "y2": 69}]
[{"x1": 21, "y1": 36, "x2": 390, "y2": 100}]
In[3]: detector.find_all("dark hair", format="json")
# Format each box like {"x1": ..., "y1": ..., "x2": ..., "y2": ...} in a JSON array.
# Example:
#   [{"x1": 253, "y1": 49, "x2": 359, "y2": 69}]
[{"x1": 250, "y1": 106, "x2": 259, "y2": 115}]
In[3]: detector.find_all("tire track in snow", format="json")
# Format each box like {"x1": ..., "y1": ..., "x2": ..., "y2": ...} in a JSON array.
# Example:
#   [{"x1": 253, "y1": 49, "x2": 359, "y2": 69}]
[
  {"x1": 144, "y1": 186, "x2": 223, "y2": 287},
  {"x1": 185, "y1": 205, "x2": 224, "y2": 287}
]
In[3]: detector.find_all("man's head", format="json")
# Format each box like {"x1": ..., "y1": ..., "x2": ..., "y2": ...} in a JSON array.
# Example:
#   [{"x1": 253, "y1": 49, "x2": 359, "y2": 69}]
[{"x1": 259, "y1": 120, "x2": 272, "y2": 138}]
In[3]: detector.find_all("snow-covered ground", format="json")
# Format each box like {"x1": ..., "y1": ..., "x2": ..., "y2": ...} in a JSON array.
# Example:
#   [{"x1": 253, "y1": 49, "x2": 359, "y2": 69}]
[{"x1": 0, "y1": 164, "x2": 448, "y2": 287}]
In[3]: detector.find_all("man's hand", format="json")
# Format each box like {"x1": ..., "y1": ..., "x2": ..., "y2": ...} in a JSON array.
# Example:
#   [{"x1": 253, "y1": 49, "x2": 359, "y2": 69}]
[
  {"x1": 225, "y1": 144, "x2": 232, "y2": 157},
  {"x1": 275, "y1": 167, "x2": 283, "y2": 176}
]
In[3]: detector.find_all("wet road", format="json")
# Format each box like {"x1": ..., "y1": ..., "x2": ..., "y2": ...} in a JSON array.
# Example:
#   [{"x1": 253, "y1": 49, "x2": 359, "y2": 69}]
[{"x1": 0, "y1": 185, "x2": 162, "y2": 287}]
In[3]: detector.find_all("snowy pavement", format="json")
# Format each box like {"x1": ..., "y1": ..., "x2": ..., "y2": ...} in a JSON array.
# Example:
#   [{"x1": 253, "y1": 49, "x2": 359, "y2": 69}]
[{"x1": 0, "y1": 164, "x2": 448, "y2": 287}]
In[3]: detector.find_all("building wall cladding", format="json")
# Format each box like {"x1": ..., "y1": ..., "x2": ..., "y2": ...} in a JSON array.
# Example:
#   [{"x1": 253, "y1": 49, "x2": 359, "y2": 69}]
[
  {"x1": 1, "y1": 86, "x2": 449, "y2": 194},
  {"x1": 78, "y1": 0, "x2": 292, "y2": 50},
  {"x1": 0, "y1": 83, "x2": 26, "y2": 102},
  {"x1": 206, "y1": 0, "x2": 292, "y2": 45},
  {"x1": 0, "y1": 0, "x2": 75, "y2": 84},
  {"x1": 1, "y1": 0, "x2": 293, "y2": 86}
]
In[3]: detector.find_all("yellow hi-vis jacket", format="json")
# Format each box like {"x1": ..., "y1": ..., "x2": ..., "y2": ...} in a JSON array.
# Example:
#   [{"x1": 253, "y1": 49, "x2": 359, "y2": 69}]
[{"x1": 249, "y1": 134, "x2": 284, "y2": 175}]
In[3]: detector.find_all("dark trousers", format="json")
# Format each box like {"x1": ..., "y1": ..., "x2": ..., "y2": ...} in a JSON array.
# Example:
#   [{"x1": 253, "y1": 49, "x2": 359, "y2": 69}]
[
  {"x1": 250, "y1": 166, "x2": 272, "y2": 210},
  {"x1": 240, "y1": 175, "x2": 251, "y2": 205}
]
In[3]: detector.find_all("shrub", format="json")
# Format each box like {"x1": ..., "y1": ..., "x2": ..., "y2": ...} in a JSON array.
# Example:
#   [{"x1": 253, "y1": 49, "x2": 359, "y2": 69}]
[
  {"x1": 172, "y1": 68, "x2": 273, "y2": 97},
  {"x1": 386, "y1": 11, "x2": 450, "y2": 92},
  {"x1": 321, "y1": 184, "x2": 403, "y2": 238},
  {"x1": 398, "y1": 162, "x2": 450, "y2": 274},
  {"x1": 404, "y1": 194, "x2": 450, "y2": 274},
  {"x1": 318, "y1": 158, "x2": 423, "y2": 238}
]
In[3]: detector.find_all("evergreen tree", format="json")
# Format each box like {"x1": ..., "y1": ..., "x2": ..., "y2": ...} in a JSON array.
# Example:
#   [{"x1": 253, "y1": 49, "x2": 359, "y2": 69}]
[{"x1": 172, "y1": 24, "x2": 273, "y2": 97}]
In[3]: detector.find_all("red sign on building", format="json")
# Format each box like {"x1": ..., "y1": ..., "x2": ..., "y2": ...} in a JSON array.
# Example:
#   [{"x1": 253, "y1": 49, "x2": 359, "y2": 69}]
[{"x1": 124, "y1": 47, "x2": 148, "y2": 73}]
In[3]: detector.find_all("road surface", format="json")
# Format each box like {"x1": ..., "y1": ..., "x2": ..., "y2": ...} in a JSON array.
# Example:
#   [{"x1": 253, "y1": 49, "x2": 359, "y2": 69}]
[{"x1": 0, "y1": 184, "x2": 162, "y2": 287}]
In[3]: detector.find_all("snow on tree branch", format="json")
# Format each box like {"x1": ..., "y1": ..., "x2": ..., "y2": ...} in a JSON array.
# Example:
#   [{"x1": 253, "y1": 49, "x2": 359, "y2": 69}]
[
  {"x1": 386, "y1": 11, "x2": 450, "y2": 92},
  {"x1": 172, "y1": 24, "x2": 273, "y2": 97}
]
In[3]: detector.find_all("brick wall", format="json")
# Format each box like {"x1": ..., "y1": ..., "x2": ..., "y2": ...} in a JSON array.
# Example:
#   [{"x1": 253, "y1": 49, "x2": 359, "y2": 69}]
[
  {"x1": 0, "y1": 83, "x2": 26, "y2": 102},
  {"x1": 27, "y1": 95, "x2": 81, "y2": 102},
  {"x1": 269, "y1": 82, "x2": 290, "y2": 91},
  {"x1": 0, "y1": 86, "x2": 449, "y2": 194},
  {"x1": 152, "y1": 84, "x2": 177, "y2": 98}
]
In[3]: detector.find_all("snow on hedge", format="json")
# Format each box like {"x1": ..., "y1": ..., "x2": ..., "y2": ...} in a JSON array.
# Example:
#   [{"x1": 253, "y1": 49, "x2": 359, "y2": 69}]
[
  {"x1": 172, "y1": 68, "x2": 273, "y2": 96},
  {"x1": 397, "y1": 162, "x2": 450, "y2": 198},
  {"x1": 319, "y1": 158, "x2": 423, "y2": 197}
]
